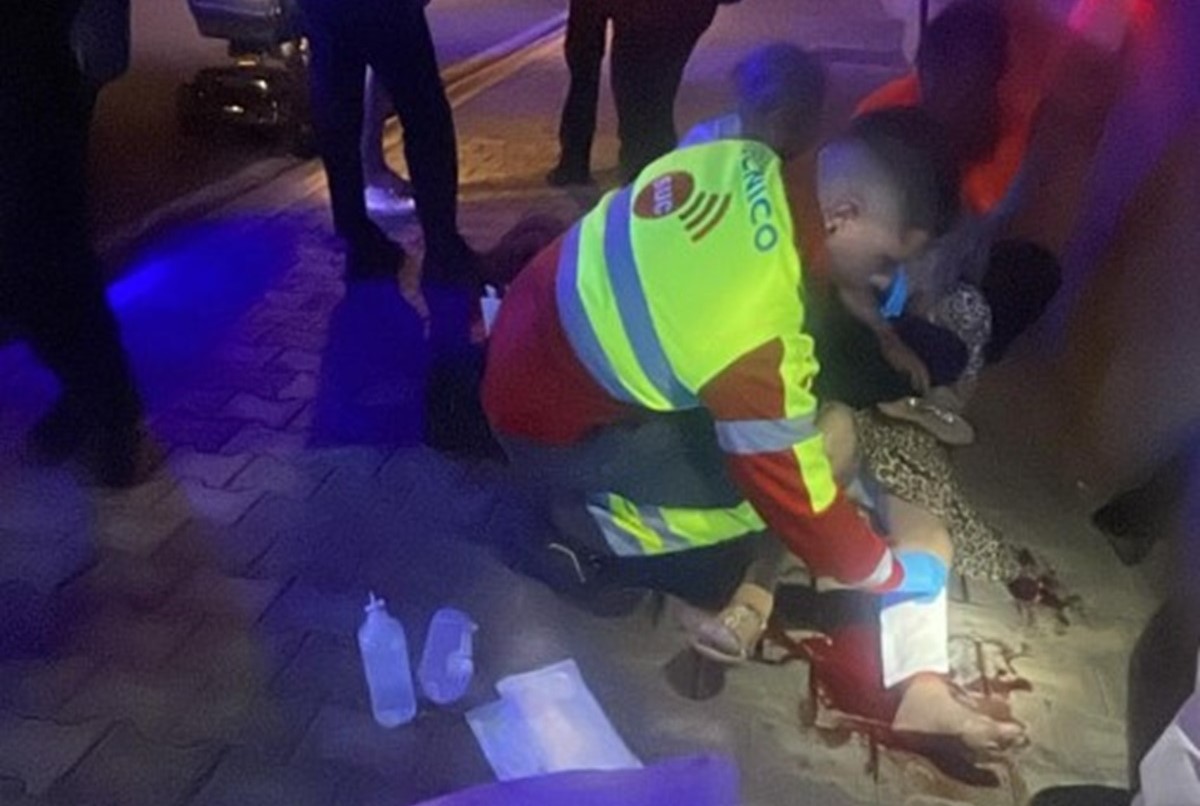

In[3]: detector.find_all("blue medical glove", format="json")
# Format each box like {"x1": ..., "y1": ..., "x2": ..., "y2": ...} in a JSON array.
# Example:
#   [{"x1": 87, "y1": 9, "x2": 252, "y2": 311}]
[{"x1": 892, "y1": 550, "x2": 948, "y2": 601}]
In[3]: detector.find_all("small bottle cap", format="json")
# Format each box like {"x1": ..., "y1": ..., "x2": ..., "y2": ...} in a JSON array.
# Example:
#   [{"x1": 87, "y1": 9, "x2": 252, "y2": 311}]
[{"x1": 365, "y1": 592, "x2": 385, "y2": 613}]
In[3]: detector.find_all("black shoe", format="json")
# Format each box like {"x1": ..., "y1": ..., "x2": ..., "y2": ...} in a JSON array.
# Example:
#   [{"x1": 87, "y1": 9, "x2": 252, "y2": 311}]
[{"x1": 546, "y1": 164, "x2": 594, "y2": 187}]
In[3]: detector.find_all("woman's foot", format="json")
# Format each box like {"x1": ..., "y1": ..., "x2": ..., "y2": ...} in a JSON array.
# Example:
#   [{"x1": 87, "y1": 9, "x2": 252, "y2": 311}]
[
  {"x1": 892, "y1": 673, "x2": 1026, "y2": 755},
  {"x1": 690, "y1": 584, "x2": 773, "y2": 664}
]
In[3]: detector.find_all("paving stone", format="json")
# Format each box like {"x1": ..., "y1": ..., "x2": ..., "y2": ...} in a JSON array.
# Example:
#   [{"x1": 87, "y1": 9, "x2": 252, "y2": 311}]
[
  {"x1": 1093, "y1": 658, "x2": 1128, "y2": 720},
  {"x1": 168, "y1": 450, "x2": 256, "y2": 490},
  {"x1": 947, "y1": 573, "x2": 968, "y2": 605},
  {"x1": 152, "y1": 518, "x2": 277, "y2": 578},
  {"x1": 95, "y1": 504, "x2": 192, "y2": 558},
  {"x1": 248, "y1": 499, "x2": 369, "y2": 590},
  {"x1": 739, "y1": 761, "x2": 863, "y2": 806},
  {"x1": 224, "y1": 690, "x2": 323, "y2": 766},
  {"x1": 216, "y1": 343, "x2": 285, "y2": 370},
  {"x1": 231, "y1": 492, "x2": 309, "y2": 540},
  {"x1": 221, "y1": 394, "x2": 305, "y2": 430},
  {"x1": 0, "y1": 776, "x2": 41, "y2": 806},
  {"x1": 266, "y1": 326, "x2": 329, "y2": 353},
  {"x1": 295, "y1": 704, "x2": 489, "y2": 795},
  {"x1": 0, "y1": 713, "x2": 109, "y2": 796},
  {"x1": 272, "y1": 349, "x2": 322, "y2": 374},
  {"x1": 257, "y1": 582, "x2": 363, "y2": 638},
  {"x1": 189, "y1": 747, "x2": 343, "y2": 806},
  {"x1": 0, "y1": 657, "x2": 100, "y2": 721},
  {"x1": 179, "y1": 483, "x2": 265, "y2": 527},
  {"x1": 1019, "y1": 698, "x2": 1128, "y2": 785},
  {"x1": 58, "y1": 665, "x2": 205, "y2": 739},
  {"x1": 168, "y1": 389, "x2": 238, "y2": 420},
  {"x1": 0, "y1": 529, "x2": 94, "y2": 595},
  {"x1": 73, "y1": 549, "x2": 195, "y2": 612},
  {"x1": 227, "y1": 454, "x2": 325, "y2": 500},
  {"x1": 375, "y1": 446, "x2": 467, "y2": 492},
  {"x1": 301, "y1": 446, "x2": 395, "y2": 482},
  {"x1": 0, "y1": 474, "x2": 91, "y2": 535},
  {"x1": 276, "y1": 373, "x2": 317, "y2": 401},
  {"x1": 219, "y1": 425, "x2": 309, "y2": 459},
  {"x1": 150, "y1": 414, "x2": 246, "y2": 454},
  {"x1": 94, "y1": 474, "x2": 181, "y2": 514},
  {"x1": 269, "y1": 634, "x2": 368, "y2": 712},
  {"x1": 286, "y1": 403, "x2": 315, "y2": 433},
  {"x1": 161, "y1": 570, "x2": 285, "y2": 623},
  {"x1": 46, "y1": 721, "x2": 220, "y2": 806},
  {"x1": 873, "y1": 747, "x2": 1020, "y2": 806},
  {"x1": 1009, "y1": 653, "x2": 1108, "y2": 718},
  {"x1": 962, "y1": 578, "x2": 1016, "y2": 609},
  {"x1": 67, "y1": 603, "x2": 198, "y2": 674},
  {"x1": 262, "y1": 290, "x2": 313, "y2": 310}
]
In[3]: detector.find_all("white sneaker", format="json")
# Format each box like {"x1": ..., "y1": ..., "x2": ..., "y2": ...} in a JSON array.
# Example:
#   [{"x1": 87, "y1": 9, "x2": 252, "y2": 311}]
[{"x1": 365, "y1": 185, "x2": 416, "y2": 215}]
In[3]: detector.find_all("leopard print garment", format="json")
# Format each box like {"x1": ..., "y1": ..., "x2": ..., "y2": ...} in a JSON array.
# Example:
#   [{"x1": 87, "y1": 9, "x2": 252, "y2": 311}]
[
  {"x1": 932, "y1": 283, "x2": 992, "y2": 380},
  {"x1": 854, "y1": 408, "x2": 1019, "y2": 581}
]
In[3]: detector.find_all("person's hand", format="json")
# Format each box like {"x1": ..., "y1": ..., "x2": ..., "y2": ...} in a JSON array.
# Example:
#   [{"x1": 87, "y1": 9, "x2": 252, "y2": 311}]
[
  {"x1": 894, "y1": 550, "x2": 949, "y2": 597},
  {"x1": 879, "y1": 330, "x2": 931, "y2": 394}
]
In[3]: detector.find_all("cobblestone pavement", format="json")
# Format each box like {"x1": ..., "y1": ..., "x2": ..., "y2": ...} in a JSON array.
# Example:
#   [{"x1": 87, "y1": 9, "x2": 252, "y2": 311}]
[{"x1": 0, "y1": 2, "x2": 1161, "y2": 804}]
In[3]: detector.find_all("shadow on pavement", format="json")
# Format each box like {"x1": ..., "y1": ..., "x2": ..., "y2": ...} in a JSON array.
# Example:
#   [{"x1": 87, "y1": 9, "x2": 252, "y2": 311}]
[{"x1": 312, "y1": 280, "x2": 429, "y2": 447}]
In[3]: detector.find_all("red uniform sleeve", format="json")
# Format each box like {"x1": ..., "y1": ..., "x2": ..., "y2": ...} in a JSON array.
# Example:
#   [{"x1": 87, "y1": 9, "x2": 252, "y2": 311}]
[{"x1": 700, "y1": 337, "x2": 902, "y2": 590}]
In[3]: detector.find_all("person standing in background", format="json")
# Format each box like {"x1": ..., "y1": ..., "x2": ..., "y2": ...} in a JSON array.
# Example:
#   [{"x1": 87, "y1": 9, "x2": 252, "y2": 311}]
[
  {"x1": 3, "y1": 0, "x2": 154, "y2": 488},
  {"x1": 548, "y1": 0, "x2": 722, "y2": 186},
  {"x1": 298, "y1": 0, "x2": 477, "y2": 285}
]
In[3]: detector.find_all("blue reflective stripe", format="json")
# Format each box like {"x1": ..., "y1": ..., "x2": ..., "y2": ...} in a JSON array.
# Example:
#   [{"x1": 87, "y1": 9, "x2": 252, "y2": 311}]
[
  {"x1": 714, "y1": 416, "x2": 819, "y2": 455},
  {"x1": 603, "y1": 188, "x2": 696, "y2": 408},
  {"x1": 588, "y1": 504, "x2": 649, "y2": 556},
  {"x1": 639, "y1": 506, "x2": 697, "y2": 553},
  {"x1": 586, "y1": 498, "x2": 706, "y2": 556},
  {"x1": 555, "y1": 223, "x2": 634, "y2": 403}
]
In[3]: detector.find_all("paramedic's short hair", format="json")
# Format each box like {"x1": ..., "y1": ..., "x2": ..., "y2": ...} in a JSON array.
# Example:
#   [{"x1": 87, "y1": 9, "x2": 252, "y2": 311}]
[
  {"x1": 829, "y1": 107, "x2": 961, "y2": 237},
  {"x1": 733, "y1": 43, "x2": 826, "y2": 122}
]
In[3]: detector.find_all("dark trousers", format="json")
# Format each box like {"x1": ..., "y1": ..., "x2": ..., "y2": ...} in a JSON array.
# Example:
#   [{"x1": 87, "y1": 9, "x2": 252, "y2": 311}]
[
  {"x1": 1, "y1": 17, "x2": 140, "y2": 431},
  {"x1": 299, "y1": 0, "x2": 463, "y2": 269},
  {"x1": 555, "y1": 0, "x2": 610, "y2": 176},
  {"x1": 500, "y1": 410, "x2": 763, "y2": 608},
  {"x1": 556, "y1": 0, "x2": 717, "y2": 183}
]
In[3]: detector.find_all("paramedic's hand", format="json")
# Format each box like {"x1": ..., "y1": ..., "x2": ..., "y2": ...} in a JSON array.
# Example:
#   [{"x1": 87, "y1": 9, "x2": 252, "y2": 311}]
[
  {"x1": 879, "y1": 329, "x2": 931, "y2": 394},
  {"x1": 893, "y1": 550, "x2": 949, "y2": 598}
]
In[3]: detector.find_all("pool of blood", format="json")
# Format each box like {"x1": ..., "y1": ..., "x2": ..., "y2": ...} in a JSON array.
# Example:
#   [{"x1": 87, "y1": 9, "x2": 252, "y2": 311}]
[{"x1": 768, "y1": 621, "x2": 1024, "y2": 788}]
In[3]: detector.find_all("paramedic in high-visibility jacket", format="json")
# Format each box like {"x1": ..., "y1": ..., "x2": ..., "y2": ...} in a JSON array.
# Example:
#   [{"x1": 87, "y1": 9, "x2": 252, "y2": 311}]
[{"x1": 483, "y1": 108, "x2": 957, "y2": 612}]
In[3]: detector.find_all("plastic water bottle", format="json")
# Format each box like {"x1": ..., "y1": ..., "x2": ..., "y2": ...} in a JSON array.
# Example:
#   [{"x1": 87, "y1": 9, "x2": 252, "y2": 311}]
[
  {"x1": 418, "y1": 607, "x2": 477, "y2": 705},
  {"x1": 480, "y1": 286, "x2": 502, "y2": 336},
  {"x1": 358, "y1": 593, "x2": 417, "y2": 728}
]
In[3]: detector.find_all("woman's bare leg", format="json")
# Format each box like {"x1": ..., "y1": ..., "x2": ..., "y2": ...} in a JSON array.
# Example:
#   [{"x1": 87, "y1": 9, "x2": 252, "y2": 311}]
[{"x1": 884, "y1": 494, "x2": 1026, "y2": 752}]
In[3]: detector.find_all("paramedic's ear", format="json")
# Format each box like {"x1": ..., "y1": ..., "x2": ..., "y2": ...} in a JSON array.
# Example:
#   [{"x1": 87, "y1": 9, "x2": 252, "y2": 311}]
[{"x1": 823, "y1": 200, "x2": 860, "y2": 236}]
